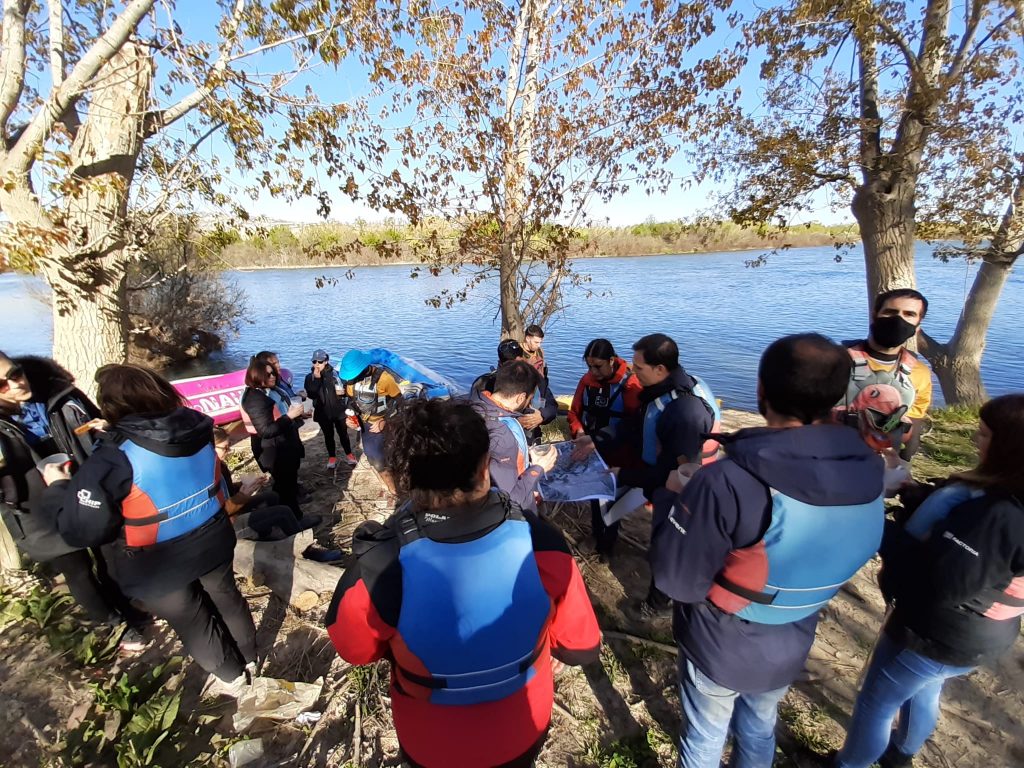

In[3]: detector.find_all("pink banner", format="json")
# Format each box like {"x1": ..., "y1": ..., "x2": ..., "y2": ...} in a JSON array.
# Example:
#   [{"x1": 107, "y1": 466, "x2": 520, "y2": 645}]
[{"x1": 172, "y1": 369, "x2": 247, "y2": 425}]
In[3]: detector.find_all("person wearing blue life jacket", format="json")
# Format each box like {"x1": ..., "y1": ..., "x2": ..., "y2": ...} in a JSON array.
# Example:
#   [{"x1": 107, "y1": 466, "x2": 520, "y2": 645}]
[
  {"x1": 834, "y1": 393, "x2": 1024, "y2": 768},
  {"x1": 650, "y1": 334, "x2": 885, "y2": 768},
  {"x1": 0, "y1": 353, "x2": 146, "y2": 648},
  {"x1": 573, "y1": 333, "x2": 719, "y2": 612},
  {"x1": 340, "y1": 349, "x2": 404, "y2": 476},
  {"x1": 470, "y1": 360, "x2": 558, "y2": 514},
  {"x1": 325, "y1": 398, "x2": 600, "y2": 767},
  {"x1": 471, "y1": 339, "x2": 557, "y2": 446},
  {"x1": 51, "y1": 364, "x2": 257, "y2": 688}
]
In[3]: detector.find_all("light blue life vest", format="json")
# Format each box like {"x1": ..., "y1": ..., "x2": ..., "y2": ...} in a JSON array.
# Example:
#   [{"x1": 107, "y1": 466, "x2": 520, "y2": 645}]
[
  {"x1": 498, "y1": 415, "x2": 530, "y2": 473},
  {"x1": 118, "y1": 439, "x2": 226, "y2": 547},
  {"x1": 641, "y1": 375, "x2": 721, "y2": 466},
  {"x1": 393, "y1": 512, "x2": 552, "y2": 706},
  {"x1": 904, "y1": 483, "x2": 984, "y2": 541},
  {"x1": 708, "y1": 488, "x2": 884, "y2": 625}
]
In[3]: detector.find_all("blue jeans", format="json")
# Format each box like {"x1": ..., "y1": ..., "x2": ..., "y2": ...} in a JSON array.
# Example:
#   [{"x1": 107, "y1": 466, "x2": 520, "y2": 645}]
[
  {"x1": 678, "y1": 658, "x2": 789, "y2": 768},
  {"x1": 836, "y1": 634, "x2": 973, "y2": 768}
]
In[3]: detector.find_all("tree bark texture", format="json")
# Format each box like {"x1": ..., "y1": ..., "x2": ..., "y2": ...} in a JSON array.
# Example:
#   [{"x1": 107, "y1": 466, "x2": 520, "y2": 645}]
[
  {"x1": 42, "y1": 43, "x2": 153, "y2": 393},
  {"x1": 851, "y1": 181, "x2": 919, "y2": 309}
]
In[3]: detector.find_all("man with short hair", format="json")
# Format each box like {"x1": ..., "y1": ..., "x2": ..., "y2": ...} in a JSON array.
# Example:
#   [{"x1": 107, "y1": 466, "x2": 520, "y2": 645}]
[
  {"x1": 651, "y1": 333, "x2": 886, "y2": 768},
  {"x1": 843, "y1": 288, "x2": 932, "y2": 460},
  {"x1": 470, "y1": 360, "x2": 557, "y2": 512},
  {"x1": 472, "y1": 339, "x2": 557, "y2": 445},
  {"x1": 578, "y1": 333, "x2": 716, "y2": 501},
  {"x1": 522, "y1": 324, "x2": 548, "y2": 381}
]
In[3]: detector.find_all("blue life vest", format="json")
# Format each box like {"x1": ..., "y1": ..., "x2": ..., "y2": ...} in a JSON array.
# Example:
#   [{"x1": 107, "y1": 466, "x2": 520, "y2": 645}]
[
  {"x1": 641, "y1": 375, "x2": 720, "y2": 466},
  {"x1": 119, "y1": 439, "x2": 226, "y2": 547},
  {"x1": 708, "y1": 488, "x2": 884, "y2": 625},
  {"x1": 904, "y1": 483, "x2": 984, "y2": 541},
  {"x1": 498, "y1": 415, "x2": 530, "y2": 474},
  {"x1": 392, "y1": 510, "x2": 552, "y2": 706}
]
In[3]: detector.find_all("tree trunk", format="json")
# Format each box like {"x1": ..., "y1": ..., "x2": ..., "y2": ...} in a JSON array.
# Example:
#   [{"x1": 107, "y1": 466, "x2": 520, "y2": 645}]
[
  {"x1": 851, "y1": 181, "x2": 918, "y2": 311},
  {"x1": 499, "y1": 239, "x2": 525, "y2": 338},
  {"x1": 922, "y1": 257, "x2": 1015, "y2": 405},
  {"x1": 41, "y1": 43, "x2": 152, "y2": 393},
  {"x1": 0, "y1": 519, "x2": 22, "y2": 575}
]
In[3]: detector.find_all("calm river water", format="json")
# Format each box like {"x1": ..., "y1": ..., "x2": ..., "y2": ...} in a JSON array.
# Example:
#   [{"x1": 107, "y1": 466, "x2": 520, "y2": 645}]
[{"x1": 2, "y1": 244, "x2": 1021, "y2": 410}]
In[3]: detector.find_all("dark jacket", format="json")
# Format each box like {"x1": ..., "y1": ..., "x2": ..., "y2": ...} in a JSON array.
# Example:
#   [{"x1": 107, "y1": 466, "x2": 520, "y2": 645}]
[
  {"x1": 53, "y1": 407, "x2": 236, "y2": 599},
  {"x1": 0, "y1": 416, "x2": 78, "y2": 562},
  {"x1": 15, "y1": 355, "x2": 101, "y2": 466},
  {"x1": 303, "y1": 364, "x2": 349, "y2": 423},
  {"x1": 240, "y1": 387, "x2": 304, "y2": 473},
  {"x1": 469, "y1": 389, "x2": 544, "y2": 512},
  {"x1": 650, "y1": 424, "x2": 884, "y2": 693},
  {"x1": 881, "y1": 490, "x2": 1024, "y2": 667},
  {"x1": 602, "y1": 366, "x2": 713, "y2": 498}
]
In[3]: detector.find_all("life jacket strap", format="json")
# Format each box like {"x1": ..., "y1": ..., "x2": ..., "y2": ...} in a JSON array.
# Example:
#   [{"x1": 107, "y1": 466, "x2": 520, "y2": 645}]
[
  {"x1": 122, "y1": 480, "x2": 223, "y2": 527},
  {"x1": 396, "y1": 636, "x2": 546, "y2": 690},
  {"x1": 712, "y1": 573, "x2": 776, "y2": 605}
]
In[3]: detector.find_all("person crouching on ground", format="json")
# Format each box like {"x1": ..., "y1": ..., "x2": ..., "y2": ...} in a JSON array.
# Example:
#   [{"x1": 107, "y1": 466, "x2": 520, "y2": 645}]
[
  {"x1": 325, "y1": 399, "x2": 601, "y2": 768},
  {"x1": 49, "y1": 364, "x2": 257, "y2": 686}
]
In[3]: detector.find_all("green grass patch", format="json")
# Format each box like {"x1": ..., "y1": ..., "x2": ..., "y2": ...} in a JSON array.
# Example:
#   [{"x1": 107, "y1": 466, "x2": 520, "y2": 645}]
[{"x1": 912, "y1": 405, "x2": 979, "y2": 480}]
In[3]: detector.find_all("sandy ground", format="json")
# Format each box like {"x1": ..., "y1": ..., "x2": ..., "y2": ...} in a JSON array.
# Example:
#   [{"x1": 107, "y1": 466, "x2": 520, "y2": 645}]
[{"x1": 1, "y1": 409, "x2": 1021, "y2": 767}]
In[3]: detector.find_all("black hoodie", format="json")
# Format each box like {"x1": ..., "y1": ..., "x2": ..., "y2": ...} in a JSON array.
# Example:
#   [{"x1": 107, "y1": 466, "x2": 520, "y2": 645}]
[
  {"x1": 15, "y1": 355, "x2": 101, "y2": 466},
  {"x1": 50, "y1": 407, "x2": 235, "y2": 598}
]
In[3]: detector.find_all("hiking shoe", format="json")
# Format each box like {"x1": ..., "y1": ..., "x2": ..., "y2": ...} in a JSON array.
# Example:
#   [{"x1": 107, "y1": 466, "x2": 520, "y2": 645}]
[
  {"x1": 118, "y1": 626, "x2": 150, "y2": 653},
  {"x1": 344, "y1": 453, "x2": 358, "y2": 466},
  {"x1": 327, "y1": 457, "x2": 337, "y2": 469},
  {"x1": 302, "y1": 546, "x2": 344, "y2": 563}
]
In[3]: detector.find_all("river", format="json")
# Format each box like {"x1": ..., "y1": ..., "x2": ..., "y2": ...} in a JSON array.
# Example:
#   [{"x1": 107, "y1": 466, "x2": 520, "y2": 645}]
[{"x1": 2, "y1": 244, "x2": 1021, "y2": 411}]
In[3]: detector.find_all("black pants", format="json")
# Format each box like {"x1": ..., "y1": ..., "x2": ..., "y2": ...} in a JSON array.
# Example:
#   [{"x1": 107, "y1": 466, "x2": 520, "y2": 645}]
[
  {"x1": 50, "y1": 549, "x2": 144, "y2": 625},
  {"x1": 590, "y1": 500, "x2": 620, "y2": 555},
  {"x1": 245, "y1": 491, "x2": 304, "y2": 538},
  {"x1": 271, "y1": 459, "x2": 302, "y2": 518},
  {"x1": 320, "y1": 417, "x2": 352, "y2": 457},
  {"x1": 141, "y1": 560, "x2": 257, "y2": 681}
]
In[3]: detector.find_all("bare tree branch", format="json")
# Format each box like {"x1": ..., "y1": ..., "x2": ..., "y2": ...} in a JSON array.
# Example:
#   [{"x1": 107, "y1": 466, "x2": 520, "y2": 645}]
[
  {"x1": 0, "y1": 0, "x2": 30, "y2": 139},
  {"x1": 947, "y1": 0, "x2": 985, "y2": 80},
  {"x1": 3, "y1": 0, "x2": 157, "y2": 174},
  {"x1": 143, "y1": 0, "x2": 246, "y2": 137},
  {"x1": 47, "y1": 0, "x2": 65, "y2": 88}
]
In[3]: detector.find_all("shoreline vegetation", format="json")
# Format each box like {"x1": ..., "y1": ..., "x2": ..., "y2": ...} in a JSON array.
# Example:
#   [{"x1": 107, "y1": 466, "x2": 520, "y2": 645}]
[{"x1": 211, "y1": 219, "x2": 861, "y2": 271}]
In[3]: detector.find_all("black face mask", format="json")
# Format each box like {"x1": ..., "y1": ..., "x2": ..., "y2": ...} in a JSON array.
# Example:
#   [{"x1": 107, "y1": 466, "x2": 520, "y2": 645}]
[{"x1": 870, "y1": 315, "x2": 918, "y2": 348}]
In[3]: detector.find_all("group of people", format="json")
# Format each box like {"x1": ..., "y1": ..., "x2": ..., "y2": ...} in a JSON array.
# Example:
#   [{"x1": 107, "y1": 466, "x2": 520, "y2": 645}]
[
  {"x1": 327, "y1": 291, "x2": 1022, "y2": 768},
  {"x1": 2, "y1": 287, "x2": 1021, "y2": 768}
]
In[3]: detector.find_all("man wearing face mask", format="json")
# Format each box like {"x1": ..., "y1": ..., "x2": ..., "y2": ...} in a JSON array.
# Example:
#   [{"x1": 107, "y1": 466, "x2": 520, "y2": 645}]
[{"x1": 843, "y1": 289, "x2": 932, "y2": 460}]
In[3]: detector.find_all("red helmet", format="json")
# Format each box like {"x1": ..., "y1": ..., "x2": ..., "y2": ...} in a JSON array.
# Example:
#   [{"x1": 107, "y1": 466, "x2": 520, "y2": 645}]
[{"x1": 851, "y1": 385, "x2": 910, "y2": 451}]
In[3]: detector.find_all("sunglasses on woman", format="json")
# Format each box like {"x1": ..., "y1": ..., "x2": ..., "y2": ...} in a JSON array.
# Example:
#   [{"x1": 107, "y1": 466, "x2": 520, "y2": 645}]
[{"x1": 0, "y1": 365, "x2": 26, "y2": 392}]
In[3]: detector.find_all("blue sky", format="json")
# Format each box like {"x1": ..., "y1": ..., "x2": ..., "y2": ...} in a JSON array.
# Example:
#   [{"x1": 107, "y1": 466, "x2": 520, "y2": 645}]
[{"x1": 165, "y1": 1, "x2": 958, "y2": 228}]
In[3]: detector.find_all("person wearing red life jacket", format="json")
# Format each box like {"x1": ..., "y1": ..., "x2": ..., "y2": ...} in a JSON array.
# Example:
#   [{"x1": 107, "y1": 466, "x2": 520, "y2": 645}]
[
  {"x1": 835, "y1": 393, "x2": 1024, "y2": 768},
  {"x1": 651, "y1": 334, "x2": 885, "y2": 768},
  {"x1": 326, "y1": 398, "x2": 600, "y2": 767},
  {"x1": 50, "y1": 364, "x2": 256, "y2": 687},
  {"x1": 567, "y1": 338, "x2": 643, "y2": 558}
]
